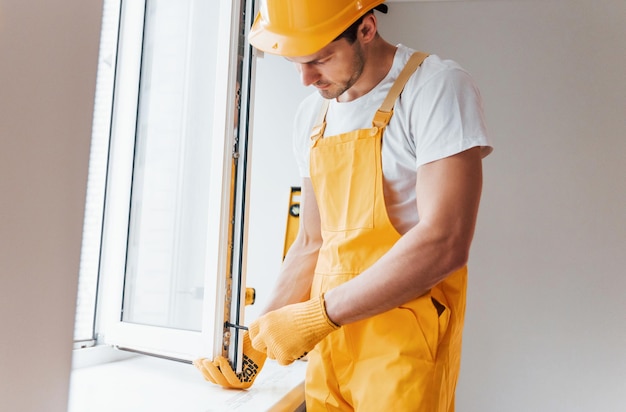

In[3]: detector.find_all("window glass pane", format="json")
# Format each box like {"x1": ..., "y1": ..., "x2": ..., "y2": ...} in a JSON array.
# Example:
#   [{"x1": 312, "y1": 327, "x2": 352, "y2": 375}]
[{"x1": 122, "y1": 0, "x2": 217, "y2": 331}]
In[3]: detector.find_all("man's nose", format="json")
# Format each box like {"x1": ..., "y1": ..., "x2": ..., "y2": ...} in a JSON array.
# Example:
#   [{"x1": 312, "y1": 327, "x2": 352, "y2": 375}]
[{"x1": 296, "y1": 63, "x2": 319, "y2": 87}]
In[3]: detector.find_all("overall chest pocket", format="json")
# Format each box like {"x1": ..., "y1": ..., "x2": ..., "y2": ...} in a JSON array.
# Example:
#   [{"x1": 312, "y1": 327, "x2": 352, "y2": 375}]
[{"x1": 310, "y1": 132, "x2": 379, "y2": 232}]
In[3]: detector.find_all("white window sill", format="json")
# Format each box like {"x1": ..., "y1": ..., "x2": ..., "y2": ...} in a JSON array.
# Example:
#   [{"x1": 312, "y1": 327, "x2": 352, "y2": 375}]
[{"x1": 69, "y1": 349, "x2": 306, "y2": 412}]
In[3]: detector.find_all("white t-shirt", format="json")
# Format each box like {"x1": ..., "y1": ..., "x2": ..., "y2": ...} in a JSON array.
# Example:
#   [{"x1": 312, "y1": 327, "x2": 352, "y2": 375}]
[{"x1": 293, "y1": 44, "x2": 493, "y2": 234}]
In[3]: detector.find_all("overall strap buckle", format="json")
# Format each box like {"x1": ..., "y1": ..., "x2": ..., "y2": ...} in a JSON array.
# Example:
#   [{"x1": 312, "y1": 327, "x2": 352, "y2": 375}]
[
  {"x1": 372, "y1": 109, "x2": 393, "y2": 128},
  {"x1": 310, "y1": 98, "x2": 331, "y2": 144}
]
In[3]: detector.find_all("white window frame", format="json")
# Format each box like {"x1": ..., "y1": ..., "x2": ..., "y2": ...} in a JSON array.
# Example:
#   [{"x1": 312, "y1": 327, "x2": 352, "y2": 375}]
[{"x1": 77, "y1": 0, "x2": 256, "y2": 367}]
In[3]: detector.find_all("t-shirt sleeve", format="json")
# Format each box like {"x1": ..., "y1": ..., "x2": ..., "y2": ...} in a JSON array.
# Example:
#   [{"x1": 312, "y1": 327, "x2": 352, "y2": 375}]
[
  {"x1": 292, "y1": 94, "x2": 322, "y2": 178},
  {"x1": 292, "y1": 105, "x2": 310, "y2": 178},
  {"x1": 412, "y1": 67, "x2": 492, "y2": 168}
]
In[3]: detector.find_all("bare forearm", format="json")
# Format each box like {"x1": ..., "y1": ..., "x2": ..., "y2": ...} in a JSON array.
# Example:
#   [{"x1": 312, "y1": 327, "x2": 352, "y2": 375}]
[
  {"x1": 262, "y1": 178, "x2": 322, "y2": 314},
  {"x1": 323, "y1": 222, "x2": 468, "y2": 325},
  {"x1": 261, "y1": 243, "x2": 319, "y2": 314},
  {"x1": 324, "y1": 147, "x2": 483, "y2": 325}
]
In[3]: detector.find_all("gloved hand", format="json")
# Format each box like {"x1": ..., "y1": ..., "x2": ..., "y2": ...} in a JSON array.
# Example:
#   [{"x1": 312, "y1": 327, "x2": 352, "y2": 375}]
[
  {"x1": 249, "y1": 294, "x2": 340, "y2": 366},
  {"x1": 193, "y1": 331, "x2": 266, "y2": 389}
]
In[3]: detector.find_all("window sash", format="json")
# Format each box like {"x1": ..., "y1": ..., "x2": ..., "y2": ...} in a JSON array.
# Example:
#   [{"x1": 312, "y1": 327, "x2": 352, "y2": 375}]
[{"x1": 75, "y1": 0, "x2": 255, "y2": 367}]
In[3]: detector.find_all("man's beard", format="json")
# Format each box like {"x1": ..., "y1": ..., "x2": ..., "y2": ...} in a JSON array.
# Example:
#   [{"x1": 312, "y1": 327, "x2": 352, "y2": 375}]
[{"x1": 317, "y1": 43, "x2": 365, "y2": 100}]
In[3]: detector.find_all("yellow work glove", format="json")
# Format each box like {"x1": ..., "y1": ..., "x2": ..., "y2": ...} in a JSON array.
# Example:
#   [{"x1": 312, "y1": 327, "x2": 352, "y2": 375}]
[
  {"x1": 193, "y1": 331, "x2": 266, "y2": 390},
  {"x1": 249, "y1": 294, "x2": 340, "y2": 366}
]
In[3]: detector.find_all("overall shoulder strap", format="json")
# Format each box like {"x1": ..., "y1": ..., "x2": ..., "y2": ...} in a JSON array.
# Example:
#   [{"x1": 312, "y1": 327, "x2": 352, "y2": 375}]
[
  {"x1": 372, "y1": 51, "x2": 429, "y2": 128},
  {"x1": 310, "y1": 98, "x2": 331, "y2": 142}
]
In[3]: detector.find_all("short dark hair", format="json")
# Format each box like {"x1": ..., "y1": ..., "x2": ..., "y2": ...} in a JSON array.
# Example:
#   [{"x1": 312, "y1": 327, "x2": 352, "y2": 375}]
[{"x1": 333, "y1": 10, "x2": 373, "y2": 44}]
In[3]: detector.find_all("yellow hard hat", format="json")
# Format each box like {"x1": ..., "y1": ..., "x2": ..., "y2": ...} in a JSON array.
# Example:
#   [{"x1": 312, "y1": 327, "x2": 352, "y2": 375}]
[{"x1": 248, "y1": 0, "x2": 388, "y2": 57}]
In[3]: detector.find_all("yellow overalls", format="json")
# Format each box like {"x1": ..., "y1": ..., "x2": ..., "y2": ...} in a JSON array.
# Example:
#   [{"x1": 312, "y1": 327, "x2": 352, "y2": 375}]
[{"x1": 306, "y1": 52, "x2": 468, "y2": 411}]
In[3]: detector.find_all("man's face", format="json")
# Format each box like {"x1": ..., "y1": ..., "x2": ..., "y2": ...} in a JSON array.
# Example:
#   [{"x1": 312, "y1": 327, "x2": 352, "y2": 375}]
[{"x1": 287, "y1": 38, "x2": 365, "y2": 100}]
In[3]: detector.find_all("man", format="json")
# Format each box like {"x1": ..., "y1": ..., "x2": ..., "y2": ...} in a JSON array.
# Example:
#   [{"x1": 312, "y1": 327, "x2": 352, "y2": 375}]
[{"x1": 195, "y1": 0, "x2": 492, "y2": 410}]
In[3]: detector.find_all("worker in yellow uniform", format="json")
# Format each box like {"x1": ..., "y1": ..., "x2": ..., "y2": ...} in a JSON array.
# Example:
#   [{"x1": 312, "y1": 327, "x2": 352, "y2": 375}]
[{"x1": 195, "y1": 1, "x2": 493, "y2": 410}]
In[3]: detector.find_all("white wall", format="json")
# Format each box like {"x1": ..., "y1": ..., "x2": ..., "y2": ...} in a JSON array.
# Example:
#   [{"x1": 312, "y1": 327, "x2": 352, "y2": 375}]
[
  {"x1": 245, "y1": 54, "x2": 310, "y2": 321},
  {"x1": 0, "y1": 1, "x2": 102, "y2": 411},
  {"x1": 246, "y1": 1, "x2": 626, "y2": 411}
]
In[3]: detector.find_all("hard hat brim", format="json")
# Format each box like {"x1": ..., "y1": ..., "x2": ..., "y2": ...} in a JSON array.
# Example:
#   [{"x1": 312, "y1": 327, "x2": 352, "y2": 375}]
[
  {"x1": 248, "y1": 2, "x2": 388, "y2": 57},
  {"x1": 249, "y1": 13, "x2": 337, "y2": 57}
]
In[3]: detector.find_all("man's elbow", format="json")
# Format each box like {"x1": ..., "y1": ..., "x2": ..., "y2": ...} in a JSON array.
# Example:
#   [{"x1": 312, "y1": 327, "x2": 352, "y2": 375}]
[
  {"x1": 440, "y1": 234, "x2": 473, "y2": 275},
  {"x1": 445, "y1": 248, "x2": 470, "y2": 274}
]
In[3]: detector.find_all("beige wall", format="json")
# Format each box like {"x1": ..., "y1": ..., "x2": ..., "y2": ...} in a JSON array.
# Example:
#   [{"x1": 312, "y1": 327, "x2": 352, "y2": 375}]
[
  {"x1": 247, "y1": 1, "x2": 626, "y2": 411},
  {"x1": 0, "y1": 1, "x2": 102, "y2": 411}
]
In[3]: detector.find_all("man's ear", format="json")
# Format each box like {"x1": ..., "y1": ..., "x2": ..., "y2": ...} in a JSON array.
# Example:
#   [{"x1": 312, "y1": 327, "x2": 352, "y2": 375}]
[{"x1": 359, "y1": 13, "x2": 378, "y2": 43}]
